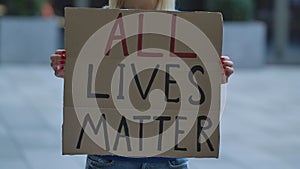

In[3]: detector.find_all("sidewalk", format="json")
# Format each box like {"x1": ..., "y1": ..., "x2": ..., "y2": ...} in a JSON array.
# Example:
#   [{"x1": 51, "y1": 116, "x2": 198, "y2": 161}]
[{"x1": 0, "y1": 64, "x2": 299, "y2": 169}]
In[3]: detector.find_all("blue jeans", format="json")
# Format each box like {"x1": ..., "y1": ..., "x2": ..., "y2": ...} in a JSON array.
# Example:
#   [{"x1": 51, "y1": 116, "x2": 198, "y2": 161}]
[{"x1": 85, "y1": 155, "x2": 189, "y2": 169}]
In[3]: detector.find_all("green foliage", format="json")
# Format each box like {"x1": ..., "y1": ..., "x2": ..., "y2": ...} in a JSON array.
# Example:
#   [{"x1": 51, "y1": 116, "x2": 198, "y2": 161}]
[
  {"x1": 7, "y1": 0, "x2": 45, "y2": 16},
  {"x1": 207, "y1": 0, "x2": 254, "y2": 21}
]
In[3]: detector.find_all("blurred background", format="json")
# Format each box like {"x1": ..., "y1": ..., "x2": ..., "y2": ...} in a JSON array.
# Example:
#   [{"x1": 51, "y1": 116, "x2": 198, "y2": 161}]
[{"x1": 0, "y1": 0, "x2": 299, "y2": 169}]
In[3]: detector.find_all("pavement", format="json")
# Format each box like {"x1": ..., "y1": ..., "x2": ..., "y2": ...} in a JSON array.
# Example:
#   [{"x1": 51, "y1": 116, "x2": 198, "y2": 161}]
[{"x1": 0, "y1": 64, "x2": 299, "y2": 169}]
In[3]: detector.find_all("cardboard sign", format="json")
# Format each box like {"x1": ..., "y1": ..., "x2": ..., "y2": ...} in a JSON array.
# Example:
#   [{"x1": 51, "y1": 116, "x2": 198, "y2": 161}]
[{"x1": 63, "y1": 8, "x2": 223, "y2": 158}]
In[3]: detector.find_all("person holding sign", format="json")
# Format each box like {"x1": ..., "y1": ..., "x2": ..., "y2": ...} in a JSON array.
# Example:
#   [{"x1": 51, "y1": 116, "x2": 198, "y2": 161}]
[{"x1": 50, "y1": 0, "x2": 234, "y2": 168}]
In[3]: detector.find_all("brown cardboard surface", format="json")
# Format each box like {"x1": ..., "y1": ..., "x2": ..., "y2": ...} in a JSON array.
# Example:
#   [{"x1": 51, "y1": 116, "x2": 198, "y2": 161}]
[{"x1": 63, "y1": 8, "x2": 223, "y2": 158}]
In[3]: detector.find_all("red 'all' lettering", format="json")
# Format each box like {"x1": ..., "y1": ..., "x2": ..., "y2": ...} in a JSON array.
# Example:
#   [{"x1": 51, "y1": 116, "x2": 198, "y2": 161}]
[
  {"x1": 137, "y1": 14, "x2": 163, "y2": 57},
  {"x1": 169, "y1": 14, "x2": 197, "y2": 58},
  {"x1": 105, "y1": 13, "x2": 129, "y2": 56}
]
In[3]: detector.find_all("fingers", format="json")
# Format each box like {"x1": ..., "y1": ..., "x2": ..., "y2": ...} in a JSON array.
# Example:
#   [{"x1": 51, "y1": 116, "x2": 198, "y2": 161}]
[
  {"x1": 51, "y1": 60, "x2": 64, "y2": 78},
  {"x1": 221, "y1": 56, "x2": 233, "y2": 66},
  {"x1": 51, "y1": 52, "x2": 66, "y2": 59},
  {"x1": 50, "y1": 54, "x2": 65, "y2": 64},
  {"x1": 51, "y1": 62, "x2": 64, "y2": 72},
  {"x1": 220, "y1": 55, "x2": 230, "y2": 60},
  {"x1": 224, "y1": 66, "x2": 234, "y2": 78},
  {"x1": 222, "y1": 60, "x2": 233, "y2": 68},
  {"x1": 51, "y1": 49, "x2": 66, "y2": 63},
  {"x1": 55, "y1": 49, "x2": 66, "y2": 55},
  {"x1": 51, "y1": 50, "x2": 66, "y2": 61},
  {"x1": 54, "y1": 69, "x2": 65, "y2": 78},
  {"x1": 220, "y1": 56, "x2": 234, "y2": 83},
  {"x1": 50, "y1": 54, "x2": 65, "y2": 68},
  {"x1": 50, "y1": 49, "x2": 66, "y2": 78}
]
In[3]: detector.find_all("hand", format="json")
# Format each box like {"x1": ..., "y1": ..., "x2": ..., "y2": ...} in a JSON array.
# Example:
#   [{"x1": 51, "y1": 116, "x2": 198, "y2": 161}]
[
  {"x1": 221, "y1": 56, "x2": 234, "y2": 83},
  {"x1": 50, "y1": 49, "x2": 66, "y2": 78}
]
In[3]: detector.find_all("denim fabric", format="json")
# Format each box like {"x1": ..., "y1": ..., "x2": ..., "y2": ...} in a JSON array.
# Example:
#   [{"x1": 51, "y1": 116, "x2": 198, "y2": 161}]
[
  {"x1": 85, "y1": 155, "x2": 188, "y2": 169},
  {"x1": 92, "y1": 155, "x2": 176, "y2": 162}
]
